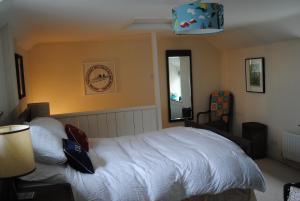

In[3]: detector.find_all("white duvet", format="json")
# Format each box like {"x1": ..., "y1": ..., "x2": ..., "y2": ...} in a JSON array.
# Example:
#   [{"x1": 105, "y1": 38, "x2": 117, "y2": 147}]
[{"x1": 23, "y1": 127, "x2": 266, "y2": 201}]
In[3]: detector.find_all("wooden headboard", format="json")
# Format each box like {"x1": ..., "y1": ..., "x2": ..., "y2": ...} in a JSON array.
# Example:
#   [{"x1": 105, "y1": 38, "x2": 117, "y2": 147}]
[{"x1": 16, "y1": 102, "x2": 50, "y2": 124}]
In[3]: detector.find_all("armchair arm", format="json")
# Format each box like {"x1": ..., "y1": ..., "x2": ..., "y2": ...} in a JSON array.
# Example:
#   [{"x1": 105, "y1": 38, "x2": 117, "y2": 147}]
[
  {"x1": 220, "y1": 113, "x2": 228, "y2": 118},
  {"x1": 219, "y1": 113, "x2": 230, "y2": 132},
  {"x1": 197, "y1": 110, "x2": 210, "y2": 124},
  {"x1": 220, "y1": 113, "x2": 230, "y2": 121}
]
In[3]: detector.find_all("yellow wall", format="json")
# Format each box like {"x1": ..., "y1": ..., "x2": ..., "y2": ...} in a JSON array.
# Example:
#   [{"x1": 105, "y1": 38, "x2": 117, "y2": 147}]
[
  {"x1": 221, "y1": 39, "x2": 300, "y2": 160},
  {"x1": 158, "y1": 36, "x2": 222, "y2": 128},
  {"x1": 23, "y1": 32, "x2": 300, "y2": 160},
  {"x1": 26, "y1": 35, "x2": 155, "y2": 115},
  {"x1": 24, "y1": 34, "x2": 222, "y2": 127}
]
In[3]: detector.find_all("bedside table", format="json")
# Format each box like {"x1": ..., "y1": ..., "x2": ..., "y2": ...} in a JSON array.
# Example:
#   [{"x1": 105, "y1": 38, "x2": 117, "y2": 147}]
[
  {"x1": 242, "y1": 122, "x2": 268, "y2": 159},
  {"x1": 18, "y1": 183, "x2": 74, "y2": 201}
]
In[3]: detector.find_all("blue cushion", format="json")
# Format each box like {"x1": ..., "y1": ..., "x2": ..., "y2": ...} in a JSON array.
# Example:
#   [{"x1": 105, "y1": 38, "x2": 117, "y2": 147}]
[{"x1": 63, "y1": 139, "x2": 94, "y2": 174}]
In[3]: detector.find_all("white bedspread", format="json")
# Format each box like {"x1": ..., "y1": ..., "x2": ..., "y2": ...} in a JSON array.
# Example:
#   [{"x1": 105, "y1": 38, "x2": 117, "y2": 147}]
[{"x1": 24, "y1": 127, "x2": 266, "y2": 201}]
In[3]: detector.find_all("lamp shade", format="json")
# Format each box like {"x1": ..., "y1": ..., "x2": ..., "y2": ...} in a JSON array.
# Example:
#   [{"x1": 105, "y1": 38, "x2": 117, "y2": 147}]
[
  {"x1": 0, "y1": 125, "x2": 35, "y2": 179},
  {"x1": 172, "y1": 1, "x2": 224, "y2": 34}
]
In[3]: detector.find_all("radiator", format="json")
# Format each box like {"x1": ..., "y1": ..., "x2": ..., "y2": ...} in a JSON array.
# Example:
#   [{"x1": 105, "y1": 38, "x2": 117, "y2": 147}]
[{"x1": 282, "y1": 131, "x2": 300, "y2": 163}]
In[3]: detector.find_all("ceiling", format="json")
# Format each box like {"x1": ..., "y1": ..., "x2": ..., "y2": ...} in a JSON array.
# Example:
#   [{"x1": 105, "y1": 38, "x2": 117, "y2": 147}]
[{"x1": 4, "y1": 0, "x2": 300, "y2": 50}]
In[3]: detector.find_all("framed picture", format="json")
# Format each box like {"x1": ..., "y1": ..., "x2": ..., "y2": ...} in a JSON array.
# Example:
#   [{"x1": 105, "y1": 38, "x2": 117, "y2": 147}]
[
  {"x1": 15, "y1": 53, "x2": 26, "y2": 99},
  {"x1": 83, "y1": 61, "x2": 116, "y2": 95},
  {"x1": 245, "y1": 57, "x2": 265, "y2": 93}
]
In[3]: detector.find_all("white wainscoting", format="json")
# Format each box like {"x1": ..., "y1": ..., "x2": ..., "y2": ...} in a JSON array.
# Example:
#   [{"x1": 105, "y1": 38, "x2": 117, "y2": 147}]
[{"x1": 52, "y1": 106, "x2": 158, "y2": 138}]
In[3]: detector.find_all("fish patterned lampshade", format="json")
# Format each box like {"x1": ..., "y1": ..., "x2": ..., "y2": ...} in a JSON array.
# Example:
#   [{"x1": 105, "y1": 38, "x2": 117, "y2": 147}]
[{"x1": 172, "y1": 1, "x2": 224, "y2": 34}]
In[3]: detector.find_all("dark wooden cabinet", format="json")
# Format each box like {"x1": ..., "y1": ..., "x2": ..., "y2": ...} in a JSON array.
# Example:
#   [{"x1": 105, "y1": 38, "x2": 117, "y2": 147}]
[
  {"x1": 242, "y1": 122, "x2": 268, "y2": 159},
  {"x1": 19, "y1": 183, "x2": 74, "y2": 201}
]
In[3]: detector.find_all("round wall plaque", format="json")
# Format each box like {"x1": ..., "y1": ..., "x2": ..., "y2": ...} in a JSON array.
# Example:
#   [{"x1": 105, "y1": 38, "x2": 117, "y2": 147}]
[{"x1": 85, "y1": 65, "x2": 113, "y2": 92}]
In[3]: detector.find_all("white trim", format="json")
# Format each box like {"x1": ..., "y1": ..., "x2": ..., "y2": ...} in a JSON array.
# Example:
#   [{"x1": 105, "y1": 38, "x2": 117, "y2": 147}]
[
  {"x1": 151, "y1": 32, "x2": 162, "y2": 129},
  {"x1": 52, "y1": 105, "x2": 157, "y2": 118}
]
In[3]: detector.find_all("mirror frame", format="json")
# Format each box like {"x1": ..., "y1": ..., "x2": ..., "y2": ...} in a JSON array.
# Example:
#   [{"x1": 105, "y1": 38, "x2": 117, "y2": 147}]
[{"x1": 166, "y1": 50, "x2": 194, "y2": 122}]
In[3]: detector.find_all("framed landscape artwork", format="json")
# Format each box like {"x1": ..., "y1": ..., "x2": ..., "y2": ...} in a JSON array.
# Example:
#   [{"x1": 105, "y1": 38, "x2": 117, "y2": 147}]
[
  {"x1": 83, "y1": 61, "x2": 116, "y2": 95},
  {"x1": 245, "y1": 57, "x2": 265, "y2": 93}
]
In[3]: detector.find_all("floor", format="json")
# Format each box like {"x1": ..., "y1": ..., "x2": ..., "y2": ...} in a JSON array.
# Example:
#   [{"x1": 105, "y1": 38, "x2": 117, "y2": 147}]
[{"x1": 255, "y1": 159, "x2": 300, "y2": 201}]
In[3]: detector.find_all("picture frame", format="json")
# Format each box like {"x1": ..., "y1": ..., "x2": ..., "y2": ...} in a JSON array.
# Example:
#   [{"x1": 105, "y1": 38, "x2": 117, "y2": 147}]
[
  {"x1": 15, "y1": 53, "x2": 26, "y2": 99},
  {"x1": 83, "y1": 61, "x2": 116, "y2": 95},
  {"x1": 245, "y1": 57, "x2": 265, "y2": 93}
]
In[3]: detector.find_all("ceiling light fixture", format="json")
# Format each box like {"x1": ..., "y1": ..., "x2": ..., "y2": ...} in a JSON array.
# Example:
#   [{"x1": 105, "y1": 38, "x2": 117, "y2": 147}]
[{"x1": 172, "y1": 0, "x2": 224, "y2": 35}]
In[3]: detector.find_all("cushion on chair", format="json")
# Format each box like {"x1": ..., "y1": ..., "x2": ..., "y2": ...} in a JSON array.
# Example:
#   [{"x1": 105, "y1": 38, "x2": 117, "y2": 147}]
[
  {"x1": 65, "y1": 124, "x2": 89, "y2": 152},
  {"x1": 210, "y1": 90, "x2": 230, "y2": 123}
]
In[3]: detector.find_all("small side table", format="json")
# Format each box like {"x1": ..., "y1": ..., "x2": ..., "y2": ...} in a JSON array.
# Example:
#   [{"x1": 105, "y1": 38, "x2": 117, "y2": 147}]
[
  {"x1": 18, "y1": 183, "x2": 74, "y2": 201},
  {"x1": 242, "y1": 122, "x2": 268, "y2": 159}
]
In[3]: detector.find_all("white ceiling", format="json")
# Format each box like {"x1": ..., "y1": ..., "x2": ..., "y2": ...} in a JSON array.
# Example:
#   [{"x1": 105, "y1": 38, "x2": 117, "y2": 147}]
[{"x1": 5, "y1": 0, "x2": 300, "y2": 50}]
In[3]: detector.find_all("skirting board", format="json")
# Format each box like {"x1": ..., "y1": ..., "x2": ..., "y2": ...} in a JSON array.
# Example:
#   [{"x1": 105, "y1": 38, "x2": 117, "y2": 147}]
[{"x1": 282, "y1": 159, "x2": 300, "y2": 171}]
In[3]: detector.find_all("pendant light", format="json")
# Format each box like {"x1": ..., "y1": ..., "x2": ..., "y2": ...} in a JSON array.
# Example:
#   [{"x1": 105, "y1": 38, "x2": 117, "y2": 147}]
[{"x1": 172, "y1": 1, "x2": 224, "y2": 35}]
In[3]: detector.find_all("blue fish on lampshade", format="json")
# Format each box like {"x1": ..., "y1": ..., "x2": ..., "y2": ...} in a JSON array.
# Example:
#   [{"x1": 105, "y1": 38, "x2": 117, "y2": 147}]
[{"x1": 172, "y1": 1, "x2": 224, "y2": 35}]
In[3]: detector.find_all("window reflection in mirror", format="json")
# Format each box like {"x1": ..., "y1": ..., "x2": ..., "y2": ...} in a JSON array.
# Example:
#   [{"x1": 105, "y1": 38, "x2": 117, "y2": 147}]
[{"x1": 166, "y1": 50, "x2": 193, "y2": 122}]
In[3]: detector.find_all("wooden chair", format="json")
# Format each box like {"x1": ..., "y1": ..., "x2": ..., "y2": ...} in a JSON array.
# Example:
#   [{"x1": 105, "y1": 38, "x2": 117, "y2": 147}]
[{"x1": 197, "y1": 90, "x2": 233, "y2": 132}]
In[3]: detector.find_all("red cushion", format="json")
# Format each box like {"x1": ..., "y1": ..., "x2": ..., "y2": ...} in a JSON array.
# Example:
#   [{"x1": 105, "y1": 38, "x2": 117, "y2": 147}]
[{"x1": 65, "y1": 124, "x2": 89, "y2": 152}]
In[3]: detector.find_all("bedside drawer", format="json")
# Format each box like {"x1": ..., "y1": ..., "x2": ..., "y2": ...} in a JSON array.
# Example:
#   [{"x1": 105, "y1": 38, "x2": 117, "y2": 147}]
[{"x1": 19, "y1": 183, "x2": 74, "y2": 201}]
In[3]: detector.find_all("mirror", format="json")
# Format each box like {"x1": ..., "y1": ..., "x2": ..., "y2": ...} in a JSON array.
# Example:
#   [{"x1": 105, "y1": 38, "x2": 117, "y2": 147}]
[{"x1": 166, "y1": 50, "x2": 193, "y2": 122}]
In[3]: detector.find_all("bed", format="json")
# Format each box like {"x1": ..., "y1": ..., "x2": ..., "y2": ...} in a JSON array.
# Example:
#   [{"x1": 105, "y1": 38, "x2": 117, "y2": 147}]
[{"x1": 18, "y1": 104, "x2": 265, "y2": 201}]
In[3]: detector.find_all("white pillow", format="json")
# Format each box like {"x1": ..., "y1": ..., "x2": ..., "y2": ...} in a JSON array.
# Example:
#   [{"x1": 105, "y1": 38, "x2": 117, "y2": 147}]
[
  {"x1": 30, "y1": 117, "x2": 67, "y2": 139},
  {"x1": 29, "y1": 125, "x2": 67, "y2": 164}
]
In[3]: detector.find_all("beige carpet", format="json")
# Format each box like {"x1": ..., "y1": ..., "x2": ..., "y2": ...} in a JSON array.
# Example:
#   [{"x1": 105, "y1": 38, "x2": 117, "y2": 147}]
[{"x1": 254, "y1": 159, "x2": 300, "y2": 201}]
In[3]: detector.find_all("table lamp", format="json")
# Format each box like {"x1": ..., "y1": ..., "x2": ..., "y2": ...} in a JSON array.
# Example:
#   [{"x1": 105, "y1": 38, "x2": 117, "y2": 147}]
[{"x1": 0, "y1": 125, "x2": 36, "y2": 201}]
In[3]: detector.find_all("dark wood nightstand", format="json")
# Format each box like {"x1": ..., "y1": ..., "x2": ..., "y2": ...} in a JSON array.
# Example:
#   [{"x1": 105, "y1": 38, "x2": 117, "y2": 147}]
[
  {"x1": 18, "y1": 183, "x2": 74, "y2": 201},
  {"x1": 242, "y1": 122, "x2": 268, "y2": 159}
]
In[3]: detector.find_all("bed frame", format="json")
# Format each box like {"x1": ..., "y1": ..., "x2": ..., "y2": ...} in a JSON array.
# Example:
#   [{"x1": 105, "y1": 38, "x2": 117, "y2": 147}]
[{"x1": 15, "y1": 102, "x2": 50, "y2": 124}]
